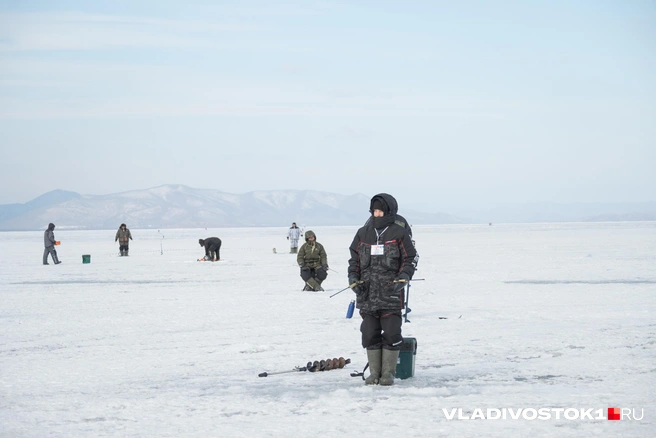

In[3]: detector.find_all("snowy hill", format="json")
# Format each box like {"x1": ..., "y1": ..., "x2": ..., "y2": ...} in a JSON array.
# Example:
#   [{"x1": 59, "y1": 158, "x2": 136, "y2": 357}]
[
  {"x1": 3, "y1": 186, "x2": 654, "y2": 231},
  {"x1": 453, "y1": 202, "x2": 656, "y2": 224},
  {"x1": 0, "y1": 185, "x2": 464, "y2": 231}
]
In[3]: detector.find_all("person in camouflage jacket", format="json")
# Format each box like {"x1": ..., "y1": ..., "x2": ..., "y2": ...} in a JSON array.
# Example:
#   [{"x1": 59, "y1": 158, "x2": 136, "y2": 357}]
[
  {"x1": 347, "y1": 193, "x2": 417, "y2": 386},
  {"x1": 115, "y1": 224, "x2": 133, "y2": 256},
  {"x1": 297, "y1": 230, "x2": 328, "y2": 291}
]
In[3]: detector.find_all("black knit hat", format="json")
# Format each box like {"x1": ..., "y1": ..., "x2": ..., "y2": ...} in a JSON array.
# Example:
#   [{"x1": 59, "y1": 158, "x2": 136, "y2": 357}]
[{"x1": 372, "y1": 199, "x2": 384, "y2": 211}]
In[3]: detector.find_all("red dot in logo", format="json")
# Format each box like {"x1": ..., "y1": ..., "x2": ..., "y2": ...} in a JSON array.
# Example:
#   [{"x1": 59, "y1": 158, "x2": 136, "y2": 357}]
[{"x1": 608, "y1": 407, "x2": 621, "y2": 421}]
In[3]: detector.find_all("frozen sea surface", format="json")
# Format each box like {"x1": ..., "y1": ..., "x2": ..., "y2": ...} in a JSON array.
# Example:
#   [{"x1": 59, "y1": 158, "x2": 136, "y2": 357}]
[{"x1": 1, "y1": 222, "x2": 655, "y2": 437}]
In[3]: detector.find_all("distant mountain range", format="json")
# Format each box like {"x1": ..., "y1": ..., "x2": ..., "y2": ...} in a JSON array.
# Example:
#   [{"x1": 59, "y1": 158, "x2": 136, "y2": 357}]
[
  {"x1": 0, "y1": 185, "x2": 654, "y2": 231},
  {"x1": 0, "y1": 185, "x2": 462, "y2": 231},
  {"x1": 452, "y1": 202, "x2": 656, "y2": 224}
]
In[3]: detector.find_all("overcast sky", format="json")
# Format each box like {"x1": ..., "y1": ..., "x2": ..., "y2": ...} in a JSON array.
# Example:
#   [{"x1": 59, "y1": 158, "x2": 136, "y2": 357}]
[{"x1": 1, "y1": 0, "x2": 654, "y2": 212}]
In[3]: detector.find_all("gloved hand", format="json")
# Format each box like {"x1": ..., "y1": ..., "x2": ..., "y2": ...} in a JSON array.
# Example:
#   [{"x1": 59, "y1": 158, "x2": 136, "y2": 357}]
[
  {"x1": 300, "y1": 263, "x2": 310, "y2": 271},
  {"x1": 321, "y1": 264, "x2": 329, "y2": 271},
  {"x1": 349, "y1": 275, "x2": 363, "y2": 296},
  {"x1": 393, "y1": 273, "x2": 410, "y2": 292}
]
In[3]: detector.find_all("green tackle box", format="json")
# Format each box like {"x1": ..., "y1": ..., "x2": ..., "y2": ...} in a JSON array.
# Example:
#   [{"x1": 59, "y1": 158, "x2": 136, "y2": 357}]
[{"x1": 396, "y1": 337, "x2": 417, "y2": 379}]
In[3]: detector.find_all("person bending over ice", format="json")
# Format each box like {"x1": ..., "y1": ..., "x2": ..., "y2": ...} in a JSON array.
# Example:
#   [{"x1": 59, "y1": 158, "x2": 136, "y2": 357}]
[{"x1": 199, "y1": 237, "x2": 222, "y2": 261}]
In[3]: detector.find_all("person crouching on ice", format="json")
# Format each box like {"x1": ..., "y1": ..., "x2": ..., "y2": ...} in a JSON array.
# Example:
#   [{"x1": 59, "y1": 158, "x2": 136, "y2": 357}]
[
  {"x1": 199, "y1": 237, "x2": 221, "y2": 261},
  {"x1": 297, "y1": 230, "x2": 328, "y2": 291}
]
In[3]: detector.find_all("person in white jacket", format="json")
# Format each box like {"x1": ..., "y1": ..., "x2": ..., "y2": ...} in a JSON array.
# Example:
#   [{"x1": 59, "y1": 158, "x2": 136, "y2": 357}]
[{"x1": 287, "y1": 222, "x2": 302, "y2": 254}]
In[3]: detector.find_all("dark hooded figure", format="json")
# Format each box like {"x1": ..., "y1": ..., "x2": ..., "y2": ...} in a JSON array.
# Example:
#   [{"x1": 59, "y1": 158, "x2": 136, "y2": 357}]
[
  {"x1": 43, "y1": 223, "x2": 61, "y2": 265},
  {"x1": 199, "y1": 237, "x2": 222, "y2": 261},
  {"x1": 297, "y1": 230, "x2": 328, "y2": 291},
  {"x1": 347, "y1": 193, "x2": 417, "y2": 386},
  {"x1": 115, "y1": 223, "x2": 133, "y2": 256}
]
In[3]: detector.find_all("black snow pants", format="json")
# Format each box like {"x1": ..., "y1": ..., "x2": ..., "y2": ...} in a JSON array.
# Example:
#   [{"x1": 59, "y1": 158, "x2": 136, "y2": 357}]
[{"x1": 360, "y1": 311, "x2": 402, "y2": 350}]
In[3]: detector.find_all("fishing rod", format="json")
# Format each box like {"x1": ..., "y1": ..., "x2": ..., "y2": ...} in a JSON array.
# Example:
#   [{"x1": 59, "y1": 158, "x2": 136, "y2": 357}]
[
  {"x1": 330, "y1": 278, "x2": 425, "y2": 298},
  {"x1": 329, "y1": 280, "x2": 364, "y2": 298},
  {"x1": 392, "y1": 278, "x2": 425, "y2": 283}
]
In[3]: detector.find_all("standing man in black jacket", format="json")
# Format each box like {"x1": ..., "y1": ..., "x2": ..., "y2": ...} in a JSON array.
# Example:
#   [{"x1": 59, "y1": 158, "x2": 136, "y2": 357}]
[{"x1": 347, "y1": 193, "x2": 416, "y2": 386}]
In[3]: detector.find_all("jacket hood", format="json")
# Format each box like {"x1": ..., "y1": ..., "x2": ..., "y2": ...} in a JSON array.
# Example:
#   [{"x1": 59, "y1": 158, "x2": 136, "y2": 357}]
[
  {"x1": 369, "y1": 193, "x2": 398, "y2": 216},
  {"x1": 47, "y1": 223, "x2": 55, "y2": 231},
  {"x1": 304, "y1": 230, "x2": 316, "y2": 242}
]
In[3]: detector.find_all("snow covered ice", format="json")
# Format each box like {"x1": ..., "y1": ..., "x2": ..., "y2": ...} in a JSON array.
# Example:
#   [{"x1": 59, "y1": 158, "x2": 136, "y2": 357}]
[{"x1": 1, "y1": 222, "x2": 655, "y2": 437}]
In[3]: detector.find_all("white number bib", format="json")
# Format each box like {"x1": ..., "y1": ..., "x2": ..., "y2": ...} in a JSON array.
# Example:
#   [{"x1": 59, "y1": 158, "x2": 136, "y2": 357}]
[{"x1": 371, "y1": 245, "x2": 385, "y2": 255}]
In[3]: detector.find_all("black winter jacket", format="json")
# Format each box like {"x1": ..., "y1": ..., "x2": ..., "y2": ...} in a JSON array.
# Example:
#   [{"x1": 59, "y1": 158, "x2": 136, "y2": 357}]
[
  {"x1": 348, "y1": 193, "x2": 416, "y2": 313},
  {"x1": 44, "y1": 223, "x2": 56, "y2": 248},
  {"x1": 202, "y1": 237, "x2": 222, "y2": 255}
]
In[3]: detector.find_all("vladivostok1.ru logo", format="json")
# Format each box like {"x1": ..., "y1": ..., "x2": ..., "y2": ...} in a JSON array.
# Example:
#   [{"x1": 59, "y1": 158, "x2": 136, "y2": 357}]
[
  {"x1": 441, "y1": 407, "x2": 644, "y2": 421},
  {"x1": 607, "y1": 407, "x2": 644, "y2": 421}
]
